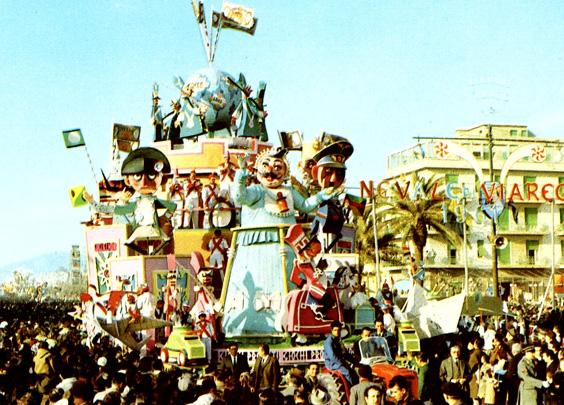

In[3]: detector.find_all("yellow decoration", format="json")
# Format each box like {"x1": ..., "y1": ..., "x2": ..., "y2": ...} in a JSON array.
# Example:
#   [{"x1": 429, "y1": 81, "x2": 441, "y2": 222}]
[{"x1": 69, "y1": 185, "x2": 88, "y2": 208}]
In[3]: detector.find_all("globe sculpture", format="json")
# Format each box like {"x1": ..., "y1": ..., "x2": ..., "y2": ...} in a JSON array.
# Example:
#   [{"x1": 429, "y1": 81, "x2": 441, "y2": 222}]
[{"x1": 181, "y1": 67, "x2": 242, "y2": 132}]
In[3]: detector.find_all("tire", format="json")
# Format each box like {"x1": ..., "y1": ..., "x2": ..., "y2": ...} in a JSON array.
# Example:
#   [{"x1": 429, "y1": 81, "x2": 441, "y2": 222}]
[
  {"x1": 160, "y1": 348, "x2": 169, "y2": 364},
  {"x1": 178, "y1": 349, "x2": 188, "y2": 367}
]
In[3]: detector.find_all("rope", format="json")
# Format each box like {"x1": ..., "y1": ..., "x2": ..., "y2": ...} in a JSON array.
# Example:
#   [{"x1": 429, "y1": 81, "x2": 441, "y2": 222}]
[{"x1": 83, "y1": 144, "x2": 98, "y2": 186}]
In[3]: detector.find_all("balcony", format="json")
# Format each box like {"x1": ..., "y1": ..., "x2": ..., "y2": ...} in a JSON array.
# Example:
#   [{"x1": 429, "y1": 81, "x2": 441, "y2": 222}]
[{"x1": 496, "y1": 223, "x2": 548, "y2": 236}]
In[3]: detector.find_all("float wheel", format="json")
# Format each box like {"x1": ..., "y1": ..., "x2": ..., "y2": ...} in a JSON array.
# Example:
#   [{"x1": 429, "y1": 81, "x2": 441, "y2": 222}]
[
  {"x1": 160, "y1": 348, "x2": 169, "y2": 364},
  {"x1": 178, "y1": 350, "x2": 188, "y2": 367}
]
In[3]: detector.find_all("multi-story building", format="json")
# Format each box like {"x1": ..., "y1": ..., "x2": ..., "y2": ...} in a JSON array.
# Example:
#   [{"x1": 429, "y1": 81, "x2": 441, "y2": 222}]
[{"x1": 377, "y1": 124, "x2": 564, "y2": 299}]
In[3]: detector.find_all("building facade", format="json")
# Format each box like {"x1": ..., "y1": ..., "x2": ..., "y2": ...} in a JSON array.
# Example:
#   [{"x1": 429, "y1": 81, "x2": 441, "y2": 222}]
[{"x1": 379, "y1": 124, "x2": 564, "y2": 299}]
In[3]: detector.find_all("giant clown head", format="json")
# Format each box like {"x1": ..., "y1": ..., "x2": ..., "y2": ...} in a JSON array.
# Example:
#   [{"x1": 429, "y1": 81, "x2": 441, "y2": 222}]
[{"x1": 256, "y1": 148, "x2": 289, "y2": 189}]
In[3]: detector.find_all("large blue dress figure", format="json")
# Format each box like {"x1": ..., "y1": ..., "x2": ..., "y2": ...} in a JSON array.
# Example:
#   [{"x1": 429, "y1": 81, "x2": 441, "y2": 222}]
[{"x1": 221, "y1": 149, "x2": 332, "y2": 337}]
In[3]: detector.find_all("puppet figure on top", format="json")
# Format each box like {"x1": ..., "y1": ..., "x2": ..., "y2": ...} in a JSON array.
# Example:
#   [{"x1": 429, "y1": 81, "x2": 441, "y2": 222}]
[
  {"x1": 85, "y1": 147, "x2": 177, "y2": 255},
  {"x1": 309, "y1": 133, "x2": 354, "y2": 253},
  {"x1": 220, "y1": 147, "x2": 340, "y2": 338}
]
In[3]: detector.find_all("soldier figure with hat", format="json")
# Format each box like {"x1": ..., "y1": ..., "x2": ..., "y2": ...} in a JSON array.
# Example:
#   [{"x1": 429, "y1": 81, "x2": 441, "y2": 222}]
[
  {"x1": 163, "y1": 98, "x2": 183, "y2": 145},
  {"x1": 202, "y1": 172, "x2": 225, "y2": 228},
  {"x1": 114, "y1": 147, "x2": 176, "y2": 255},
  {"x1": 150, "y1": 83, "x2": 164, "y2": 142},
  {"x1": 185, "y1": 169, "x2": 203, "y2": 229},
  {"x1": 309, "y1": 132, "x2": 354, "y2": 253}
]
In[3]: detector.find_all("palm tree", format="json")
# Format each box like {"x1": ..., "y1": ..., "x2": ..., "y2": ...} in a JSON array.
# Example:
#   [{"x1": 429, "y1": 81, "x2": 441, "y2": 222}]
[
  {"x1": 354, "y1": 214, "x2": 400, "y2": 268},
  {"x1": 375, "y1": 175, "x2": 463, "y2": 264}
]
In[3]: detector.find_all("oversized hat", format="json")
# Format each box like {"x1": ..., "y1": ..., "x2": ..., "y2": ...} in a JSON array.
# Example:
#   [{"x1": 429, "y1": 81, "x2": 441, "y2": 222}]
[
  {"x1": 312, "y1": 132, "x2": 353, "y2": 168},
  {"x1": 121, "y1": 147, "x2": 171, "y2": 175}
]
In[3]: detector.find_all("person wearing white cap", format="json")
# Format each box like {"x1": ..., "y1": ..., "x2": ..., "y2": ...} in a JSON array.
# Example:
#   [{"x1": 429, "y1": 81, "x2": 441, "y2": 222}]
[
  {"x1": 194, "y1": 312, "x2": 215, "y2": 362},
  {"x1": 309, "y1": 386, "x2": 331, "y2": 405}
]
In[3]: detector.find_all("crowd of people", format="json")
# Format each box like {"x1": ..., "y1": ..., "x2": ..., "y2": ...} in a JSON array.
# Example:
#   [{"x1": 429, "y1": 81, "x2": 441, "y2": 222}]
[{"x1": 0, "y1": 299, "x2": 563, "y2": 405}]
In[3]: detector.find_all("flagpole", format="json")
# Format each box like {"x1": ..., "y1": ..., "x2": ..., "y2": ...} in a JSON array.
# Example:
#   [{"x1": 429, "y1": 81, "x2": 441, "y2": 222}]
[
  {"x1": 83, "y1": 144, "x2": 98, "y2": 186},
  {"x1": 371, "y1": 194, "x2": 380, "y2": 292},
  {"x1": 211, "y1": 7, "x2": 223, "y2": 63},
  {"x1": 463, "y1": 196, "x2": 469, "y2": 296}
]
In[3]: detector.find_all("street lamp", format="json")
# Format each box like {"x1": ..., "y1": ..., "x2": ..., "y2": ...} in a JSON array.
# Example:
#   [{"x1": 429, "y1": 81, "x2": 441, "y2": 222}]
[{"x1": 487, "y1": 125, "x2": 500, "y2": 297}]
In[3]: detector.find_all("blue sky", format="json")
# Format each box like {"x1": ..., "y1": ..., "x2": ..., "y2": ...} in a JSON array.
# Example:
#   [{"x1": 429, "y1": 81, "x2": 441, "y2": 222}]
[{"x1": 1, "y1": 0, "x2": 564, "y2": 270}]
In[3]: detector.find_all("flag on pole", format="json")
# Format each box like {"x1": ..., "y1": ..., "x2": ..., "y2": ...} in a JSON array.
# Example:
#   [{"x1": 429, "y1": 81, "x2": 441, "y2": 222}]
[
  {"x1": 69, "y1": 185, "x2": 88, "y2": 208},
  {"x1": 344, "y1": 194, "x2": 367, "y2": 216},
  {"x1": 212, "y1": 2, "x2": 257, "y2": 35},
  {"x1": 192, "y1": 0, "x2": 205, "y2": 23},
  {"x1": 113, "y1": 124, "x2": 141, "y2": 153},
  {"x1": 62, "y1": 129, "x2": 85, "y2": 148}
]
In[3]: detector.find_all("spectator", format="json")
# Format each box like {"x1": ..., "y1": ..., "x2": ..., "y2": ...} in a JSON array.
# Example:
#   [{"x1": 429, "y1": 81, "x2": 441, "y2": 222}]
[
  {"x1": 305, "y1": 363, "x2": 320, "y2": 390},
  {"x1": 442, "y1": 382, "x2": 471, "y2": 405},
  {"x1": 415, "y1": 352, "x2": 432, "y2": 404},
  {"x1": 308, "y1": 386, "x2": 331, "y2": 405},
  {"x1": 358, "y1": 327, "x2": 389, "y2": 365},
  {"x1": 281, "y1": 372, "x2": 305, "y2": 399},
  {"x1": 517, "y1": 346, "x2": 550, "y2": 405},
  {"x1": 33, "y1": 340, "x2": 56, "y2": 394},
  {"x1": 466, "y1": 336, "x2": 483, "y2": 402},
  {"x1": 363, "y1": 384, "x2": 385, "y2": 405},
  {"x1": 219, "y1": 342, "x2": 250, "y2": 379},
  {"x1": 388, "y1": 375, "x2": 422, "y2": 405},
  {"x1": 439, "y1": 344, "x2": 470, "y2": 395},
  {"x1": 349, "y1": 364, "x2": 373, "y2": 405},
  {"x1": 252, "y1": 344, "x2": 280, "y2": 393},
  {"x1": 505, "y1": 342, "x2": 524, "y2": 405},
  {"x1": 323, "y1": 320, "x2": 356, "y2": 386}
]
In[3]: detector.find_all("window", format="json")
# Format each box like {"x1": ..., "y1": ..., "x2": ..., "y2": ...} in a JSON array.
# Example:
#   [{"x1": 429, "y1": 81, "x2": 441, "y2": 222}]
[
  {"x1": 560, "y1": 208, "x2": 564, "y2": 225},
  {"x1": 448, "y1": 244, "x2": 457, "y2": 265},
  {"x1": 524, "y1": 207, "x2": 538, "y2": 229},
  {"x1": 523, "y1": 176, "x2": 536, "y2": 195},
  {"x1": 498, "y1": 241, "x2": 511, "y2": 265},
  {"x1": 497, "y1": 208, "x2": 509, "y2": 231},
  {"x1": 477, "y1": 240, "x2": 487, "y2": 258},
  {"x1": 446, "y1": 174, "x2": 459, "y2": 185},
  {"x1": 510, "y1": 129, "x2": 518, "y2": 136},
  {"x1": 526, "y1": 240, "x2": 539, "y2": 265}
]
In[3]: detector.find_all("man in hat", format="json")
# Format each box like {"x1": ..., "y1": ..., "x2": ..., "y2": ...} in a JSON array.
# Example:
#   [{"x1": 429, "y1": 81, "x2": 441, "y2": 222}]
[
  {"x1": 517, "y1": 346, "x2": 550, "y2": 405},
  {"x1": 115, "y1": 147, "x2": 176, "y2": 255}
]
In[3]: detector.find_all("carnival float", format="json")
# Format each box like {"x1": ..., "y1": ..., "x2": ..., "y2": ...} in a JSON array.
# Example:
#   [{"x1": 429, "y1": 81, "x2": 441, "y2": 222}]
[{"x1": 63, "y1": 2, "x2": 432, "y2": 402}]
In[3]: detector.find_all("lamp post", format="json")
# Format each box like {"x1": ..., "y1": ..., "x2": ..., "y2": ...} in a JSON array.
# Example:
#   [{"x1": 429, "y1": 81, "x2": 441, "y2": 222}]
[
  {"x1": 462, "y1": 196, "x2": 469, "y2": 296},
  {"x1": 487, "y1": 125, "x2": 500, "y2": 298},
  {"x1": 371, "y1": 194, "x2": 381, "y2": 292}
]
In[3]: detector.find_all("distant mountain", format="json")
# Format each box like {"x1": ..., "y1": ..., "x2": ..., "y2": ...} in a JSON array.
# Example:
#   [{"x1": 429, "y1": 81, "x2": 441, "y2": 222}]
[{"x1": 0, "y1": 251, "x2": 70, "y2": 283}]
